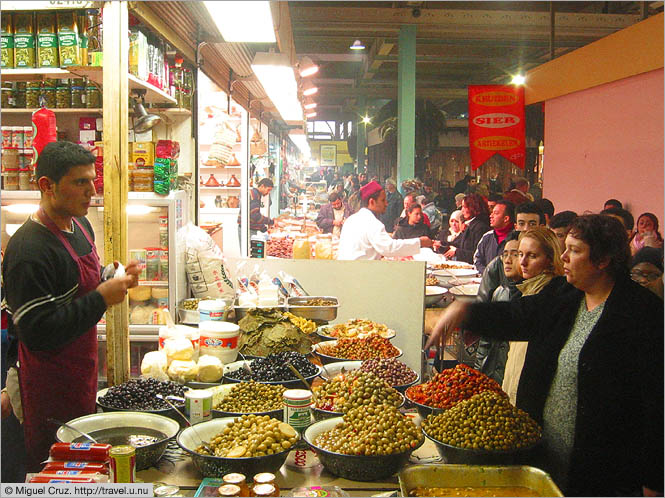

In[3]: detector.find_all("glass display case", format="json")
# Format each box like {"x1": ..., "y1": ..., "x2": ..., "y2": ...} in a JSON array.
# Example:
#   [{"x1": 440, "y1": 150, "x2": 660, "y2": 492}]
[{"x1": 1, "y1": 189, "x2": 189, "y2": 385}]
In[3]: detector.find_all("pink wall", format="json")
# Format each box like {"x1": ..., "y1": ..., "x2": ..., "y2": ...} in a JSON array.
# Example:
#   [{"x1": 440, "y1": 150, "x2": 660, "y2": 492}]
[{"x1": 542, "y1": 68, "x2": 663, "y2": 229}]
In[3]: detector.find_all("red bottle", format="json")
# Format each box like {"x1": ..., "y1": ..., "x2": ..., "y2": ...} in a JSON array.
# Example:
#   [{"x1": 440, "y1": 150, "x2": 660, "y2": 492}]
[{"x1": 31, "y1": 107, "x2": 57, "y2": 165}]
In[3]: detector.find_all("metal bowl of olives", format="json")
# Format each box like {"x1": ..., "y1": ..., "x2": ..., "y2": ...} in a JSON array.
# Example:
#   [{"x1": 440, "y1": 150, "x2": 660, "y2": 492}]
[
  {"x1": 304, "y1": 416, "x2": 424, "y2": 481},
  {"x1": 403, "y1": 388, "x2": 446, "y2": 418},
  {"x1": 312, "y1": 341, "x2": 403, "y2": 365},
  {"x1": 286, "y1": 296, "x2": 339, "y2": 324},
  {"x1": 422, "y1": 428, "x2": 540, "y2": 465},
  {"x1": 222, "y1": 360, "x2": 322, "y2": 390},
  {"x1": 210, "y1": 383, "x2": 284, "y2": 421},
  {"x1": 311, "y1": 392, "x2": 406, "y2": 422},
  {"x1": 177, "y1": 416, "x2": 297, "y2": 478}
]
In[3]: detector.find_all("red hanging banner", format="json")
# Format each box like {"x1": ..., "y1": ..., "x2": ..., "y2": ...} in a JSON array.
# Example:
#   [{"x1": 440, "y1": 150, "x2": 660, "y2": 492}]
[{"x1": 468, "y1": 85, "x2": 525, "y2": 170}]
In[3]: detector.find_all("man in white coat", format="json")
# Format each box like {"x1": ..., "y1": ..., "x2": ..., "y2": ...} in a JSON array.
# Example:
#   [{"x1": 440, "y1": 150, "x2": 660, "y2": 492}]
[{"x1": 338, "y1": 181, "x2": 436, "y2": 260}]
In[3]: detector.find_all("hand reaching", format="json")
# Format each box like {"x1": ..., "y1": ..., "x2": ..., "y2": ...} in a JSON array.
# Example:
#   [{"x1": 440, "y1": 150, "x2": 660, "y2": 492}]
[{"x1": 425, "y1": 300, "x2": 470, "y2": 349}]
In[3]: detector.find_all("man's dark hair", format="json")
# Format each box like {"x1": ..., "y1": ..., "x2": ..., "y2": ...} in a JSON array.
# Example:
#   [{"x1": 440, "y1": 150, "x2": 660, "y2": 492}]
[
  {"x1": 535, "y1": 198, "x2": 555, "y2": 218},
  {"x1": 600, "y1": 207, "x2": 634, "y2": 231},
  {"x1": 515, "y1": 202, "x2": 545, "y2": 225},
  {"x1": 494, "y1": 199, "x2": 515, "y2": 224},
  {"x1": 407, "y1": 203, "x2": 422, "y2": 214},
  {"x1": 328, "y1": 192, "x2": 340, "y2": 203},
  {"x1": 488, "y1": 193, "x2": 503, "y2": 203},
  {"x1": 36, "y1": 141, "x2": 96, "y2": 184},
  {"x1": 569, "y1": 214, "x2": 630, "y2": 279},
  {"x1": 361, "y1": 188, "x2": 383, "y2": 208},
  {"x1": 504, "y1": 230, "x2": 521, "y2": 243},
  {"x1": 549, "y1": 210, "x2": 578, "y2": 230},
  {"x1": 258, "y1": 178, "x2": 274, "y2": 188},
  {"x1": 604, "y1": 198, "x2": 623, "y2": 209}
]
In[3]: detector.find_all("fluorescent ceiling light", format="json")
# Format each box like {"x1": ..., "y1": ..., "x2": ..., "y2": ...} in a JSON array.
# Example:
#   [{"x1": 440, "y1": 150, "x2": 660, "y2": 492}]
[
  {"x1": 204, "y1": 1, "x2": 276, "y2": 43},
  {"x1": 304, "y1": 102, "x2": 317, "y2": 110},
  {"x1": 303, "y1": 85, "x2": 318, "y2": 96},
  {"x1": 350, "y1": 40, "x2": 366, "y2": 50},
  {"x1": 289, "y1": 132, "x2": 311, "y2": 160},
  {"x1": 511, "y1": 74, "x2": 526, "y2": 85},
  {"x1": 251, "y1": 52, "x2": 303, "y2": 122},
  {"x1": 299, "y1": 56, "x2": 319, "y2": 77},
  {"x1": 4, "y1": 203, "x2": 38, "y2": 215},
  {"x1": 305, "y1": 111, "x2": 317, "y2": 118}
]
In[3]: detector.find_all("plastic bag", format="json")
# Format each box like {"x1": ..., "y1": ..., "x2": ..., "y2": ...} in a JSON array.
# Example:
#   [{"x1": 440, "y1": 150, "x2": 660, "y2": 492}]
[
  {"x1": 179, "y1": 223, "x2": 235, "y2": 301},
  {"x1": 140, "y1": 350, "x2": 169, "y2": 381}
]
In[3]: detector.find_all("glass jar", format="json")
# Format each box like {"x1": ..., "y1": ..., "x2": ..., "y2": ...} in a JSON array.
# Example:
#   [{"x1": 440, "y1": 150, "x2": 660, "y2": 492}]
[
  {"x1": 25, "y1": 81, "x2": 41, "y2": 108},
  {"x1": 3, "y1": 168, "x2": 19, "y2": 190},
  {"x1": 292, "y1": 234, "x2": 311, "y2": 260},
  {"x1": 18, "y1": 168, "x2": 31, "y2": 190},
  {"x1": 222, "y1": 474, "x2": 249, "y2": 497},
  {"x1": 14, "y1": 87, "x2": 26, "y2": 108},
  {"x1": 42, "y1": 86, "x2": 56, "y2": 108},
  {"x1": 315, "y1": 233, "x2": 333, "y2": 260},
  {"x1": 86, "y1": 85, "x2": 100, "y2": 108},
  {"x1": 250, "y1": 484, "x2": 277, "y2": 498},
  {"x1": 71, "y1": 85, "x2": 85, "y2": 108},
  {"x1": 1, "y1": 82, "x2": 14, "y2": 108},
  {"x1": 56, "y1": 82, "x2": 70, "y2": 108}
]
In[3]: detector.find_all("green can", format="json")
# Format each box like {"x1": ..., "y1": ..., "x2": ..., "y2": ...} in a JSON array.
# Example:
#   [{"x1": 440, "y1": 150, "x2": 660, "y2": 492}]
[{"x1": 283, "y1": 389, "x2": 313, "y2": 433}]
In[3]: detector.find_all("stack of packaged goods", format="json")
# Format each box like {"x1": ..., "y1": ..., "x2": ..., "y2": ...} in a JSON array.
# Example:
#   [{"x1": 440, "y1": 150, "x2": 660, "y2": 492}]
[
  {"x1": 1, "y1": 125, "x2": 34, "y2": 191},
  {"x1": 28, "y1": 443, "x2": 112, "y2": 483},
  {"x1": 129, "y1": 141, "x2": 154, "y2": 192},
  {"x1": 154, "y1": 139, "x2": 179, "y2": 195}
]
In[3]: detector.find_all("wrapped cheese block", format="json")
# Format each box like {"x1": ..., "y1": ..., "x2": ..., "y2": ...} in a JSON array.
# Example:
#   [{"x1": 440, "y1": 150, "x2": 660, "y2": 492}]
[
  {"x1": 140, "y1": 350, "x2": 169, "y2": 381},
  {"x1": 163, "y1": 335, "x2": 194, "y2": 363},
  {"x1": 167, "y1": 360, "x2": 199, "y2": 383},
  {"x1": 197, "y1": 355, "x2": 223, "y2": 383}
]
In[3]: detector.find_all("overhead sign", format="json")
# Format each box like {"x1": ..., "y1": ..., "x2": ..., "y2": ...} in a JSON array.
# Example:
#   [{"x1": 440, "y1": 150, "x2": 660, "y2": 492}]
[{"x1": 468, "y1": 85, "x2": 525, "y2": 170}]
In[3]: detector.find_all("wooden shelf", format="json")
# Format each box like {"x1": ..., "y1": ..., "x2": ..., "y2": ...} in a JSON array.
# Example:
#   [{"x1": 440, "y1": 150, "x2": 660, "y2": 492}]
[
  {"x1": 1, "y1": 108, "x2": 102, "y2": 114},
  {"x1": 199, "y1": 186, "x2": 242, "y2": 190},
  {"x1": 1, "y1": 66, "x2": 103, "y2": 83},
  {"x1": 128, "y1": 74, "x2": 176, "y2": 105}
]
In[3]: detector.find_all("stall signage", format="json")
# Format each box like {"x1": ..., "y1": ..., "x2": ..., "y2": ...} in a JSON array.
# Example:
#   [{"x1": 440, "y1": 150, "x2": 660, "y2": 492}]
[{"x1": 468, "y1": 85, "x2": 525, "y2": 170}]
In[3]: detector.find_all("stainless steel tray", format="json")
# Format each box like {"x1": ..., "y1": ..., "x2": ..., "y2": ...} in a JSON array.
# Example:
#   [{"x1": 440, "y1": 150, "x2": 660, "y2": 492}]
[
  {"x1": 286, "y1": 296, "x2": 339, "y2": 324},
  {"x1": 399, "y1": 464, "x2": 563, "y2": 497}
]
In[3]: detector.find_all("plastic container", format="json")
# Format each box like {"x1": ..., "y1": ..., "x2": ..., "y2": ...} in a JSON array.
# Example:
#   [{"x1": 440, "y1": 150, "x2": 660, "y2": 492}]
[
  {"x1": 198, "y1": 299, "x2": 226, "y2": 322},
  {"x1": 158, "y1": 324, "x2": 200, "y2": 360},
  {"x1": 11, "y1": 126, "x2": 24, "y2": 148},
  {"x1": 1, "y1": 127, "x2": 12, "y2": 148},
  {"x1": 283, "y1": 389, "x2": 313, "y2": 434},
  {"x1": 198, "y1": 321, "x2": 240, "y2": 364},
  {"x1": 132, "y1": 168, "x2": 154, "y2": 192},
  {"x1": 293, "y1": 234, "x2": 310, "y2": 260},
  {"x1": 3, "y1": 168, "x2": 19, "y2": 190},
  {"x1": 18, "y1": 168, "x2": 31, "y2": 190},
  {"x1": 23, "y1": 126, "x2": 34, "y2": 148},
  {"x1": 315, "y1": 234, "x2": 333, "y2": 260}
]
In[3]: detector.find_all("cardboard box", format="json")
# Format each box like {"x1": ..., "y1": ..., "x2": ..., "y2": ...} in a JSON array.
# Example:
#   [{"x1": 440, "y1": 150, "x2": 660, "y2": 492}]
[
  {"x1": 132, "y1": 142, "x2": 155, "y2": 169},
  {"x1": 79, "y1": 130, "x2": 96, "y2": 144},
  {"x1": 134, "y1": 129, "x2": 153, "y2": 142}
]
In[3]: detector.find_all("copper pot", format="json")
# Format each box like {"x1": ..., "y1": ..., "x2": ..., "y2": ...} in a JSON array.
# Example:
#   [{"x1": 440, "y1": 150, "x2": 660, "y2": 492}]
[{"x1": 227, "y1": 196, "x2": 239, "y2": 208}]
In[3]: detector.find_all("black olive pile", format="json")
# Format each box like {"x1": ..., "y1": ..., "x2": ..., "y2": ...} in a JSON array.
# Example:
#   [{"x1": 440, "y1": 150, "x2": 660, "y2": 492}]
[
  {"x1": 214, "y1": 381, "x2": 286, "y2": 413},
  {"x1": 314, "y1": 403, "x2": 423, "y2": 456},
  {"x1": 359, "y1": 358, "x2": 418, "y2": 386},
  {"x1": 99, "y1": 378, "x2": 185, "y2": 411},
  {"x1": 225, "y1": 352, "x2": 318, "y2": 382},
  {"x1": 423, "y1": 391, "x2": 542, "y2": 452}
]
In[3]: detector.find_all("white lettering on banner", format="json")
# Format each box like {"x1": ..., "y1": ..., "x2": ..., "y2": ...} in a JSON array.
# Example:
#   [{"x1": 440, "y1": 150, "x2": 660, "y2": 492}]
[{"x1": 472, "y1": 113, "x2": 520, "y2": 128}]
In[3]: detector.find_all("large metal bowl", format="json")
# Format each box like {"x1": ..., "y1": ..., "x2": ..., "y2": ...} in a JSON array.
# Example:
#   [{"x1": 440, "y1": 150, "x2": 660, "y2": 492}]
[
  {"x1": 96, "y1": 387, "x2": 188, "y2": 427},
  {"x1": 304, "y1": 417, "x2": 424, "y2": 481},
  {"x1": 433, "y1": 268, "x2": 479, "y2": 287},
  {"x1": 312, "y1": 341, "x2": 403, "y2": 365},
  {"x1": 210, "y1": 384, "x2": 284, "y2": 421},
  {"x1": 222, "y1": 360, "x2": 322, "y2": 390},
  {"x1": 319, "y1": 360, "x2": 419, "y2": 394},
  {"x1": 425, "y1": 286, "x2": 448, "y2": 306},
  {"x1": 286, "y1": 296, "x2": 339, "y2": 324},
  {"x1": 177, "y1": 417, "x2": 293, "y2": 478},
  {"x1": 56, "y1": 411, "x2": 179, "y2": 471},
  {"x1": 423, "y1": 427, "x2": 541, "y2": 465},
  {"x1": 404, "y1": 387, "x2": 446, "y2": 418},
  {"x1": 311, "y1": 392, "x2": 405, "y2": 422},
  {"x1": 449, "y1": 283, "x2": 481, "y2": 303}
]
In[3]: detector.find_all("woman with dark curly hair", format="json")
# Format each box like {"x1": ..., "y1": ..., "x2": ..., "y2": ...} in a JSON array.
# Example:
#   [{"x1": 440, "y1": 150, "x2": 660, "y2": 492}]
[
  {"x1": 437, "y1": 193, "x2": 489, "y2": 263},
  {"x1": 427, "y1": 214, "x2": 663, "y2": 497}
]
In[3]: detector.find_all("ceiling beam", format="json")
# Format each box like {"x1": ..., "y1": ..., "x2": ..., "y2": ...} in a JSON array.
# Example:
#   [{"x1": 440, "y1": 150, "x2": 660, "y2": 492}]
[
  {"x1": 363, "y1": 38, "x2": 396, "y2": 80},
  {"x1": 290, "y1": 7, "x2": 639, "y2": 38},
  {"x1": 271, "y1": 1, "x2": 296, "y2": 66},
  {"x1": 299, "y1": 53, "x2": 366, "y2": 62}
]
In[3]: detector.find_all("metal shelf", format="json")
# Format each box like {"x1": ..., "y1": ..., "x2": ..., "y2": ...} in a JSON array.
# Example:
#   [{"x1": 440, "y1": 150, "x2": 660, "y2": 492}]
[
  {"x1": 1, "y1": 108, "x2": 102, "y2": 114},
  {"x1": 128, "y1": 74, "x2": 176, "y2": 105}
]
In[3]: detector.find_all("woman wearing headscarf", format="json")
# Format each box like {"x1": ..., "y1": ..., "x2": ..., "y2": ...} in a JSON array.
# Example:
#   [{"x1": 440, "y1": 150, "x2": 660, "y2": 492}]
[
  {"x1": 426, "y1": 215, "x2": 663, "y2": 496},
  {"x1": 438, "y1": 193, "x2": 489, "y2": 263}
]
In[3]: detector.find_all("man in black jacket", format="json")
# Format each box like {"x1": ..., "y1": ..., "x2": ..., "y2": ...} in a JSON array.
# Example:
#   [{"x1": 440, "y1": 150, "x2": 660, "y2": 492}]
[{"x1": 249, "y1": 178, "x2": 274, "y2": 233}]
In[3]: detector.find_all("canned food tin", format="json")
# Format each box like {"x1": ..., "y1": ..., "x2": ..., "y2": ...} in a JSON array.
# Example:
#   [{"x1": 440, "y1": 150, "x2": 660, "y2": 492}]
[
  {"x1": 185, "y1": 389, "x2": 212, "y2": 425},
  {"x1": 129, "y1": 249, "x2": 147, "y2": 281},
  {"x1": 283, "y1": 389, "x2": 313, "y2": 432},
  {"x1": 109, "y1": 445, "x2": 136, "y2": 483}
]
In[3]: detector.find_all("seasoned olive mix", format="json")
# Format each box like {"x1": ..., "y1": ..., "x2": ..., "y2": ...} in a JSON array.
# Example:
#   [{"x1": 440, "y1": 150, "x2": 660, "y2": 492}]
[
  {"x1": 359, "y1": 358, "x2": 417, "y2": 386},
  {"x1": 314, "y1": 370, "x2": 401, "y2": 413},
  {"x1": 214, "y1": 381, "x2": 286, "y2": 413},
  {"x1": 422, "y1": 391, "x2": 541, "y2": 451},
  {"x1": 195, "y1": 415, "x2": 297, "y2": 457},
  {"x1": 314, "y1": 404, "x2": 423, "y2": 456}
]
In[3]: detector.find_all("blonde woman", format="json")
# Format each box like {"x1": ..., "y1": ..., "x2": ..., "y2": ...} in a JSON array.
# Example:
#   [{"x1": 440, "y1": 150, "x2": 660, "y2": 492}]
[{"x1": 502, "y1": 227, "x2": 564, "y2": 404}]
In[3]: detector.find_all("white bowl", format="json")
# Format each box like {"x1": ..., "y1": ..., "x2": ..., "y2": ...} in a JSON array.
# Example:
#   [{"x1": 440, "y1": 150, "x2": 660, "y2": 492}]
[
  {"x1": 318, "y1": 360, "x2": 362, "y2": 381},
  {"x1": 425, "y1": 285, "x2": 448, "y2": 306},
  {"x1": 449, "y1": 283, "x2": 481, "y2": 302},
  {"x1": 433, "y1": 268, "x2": 479, "y2": 287}
]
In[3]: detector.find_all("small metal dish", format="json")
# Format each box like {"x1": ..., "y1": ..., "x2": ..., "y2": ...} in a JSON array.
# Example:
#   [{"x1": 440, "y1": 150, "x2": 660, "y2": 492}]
[{"x1": 286, "y1": 296, "x2": 339, "y2": 324}]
